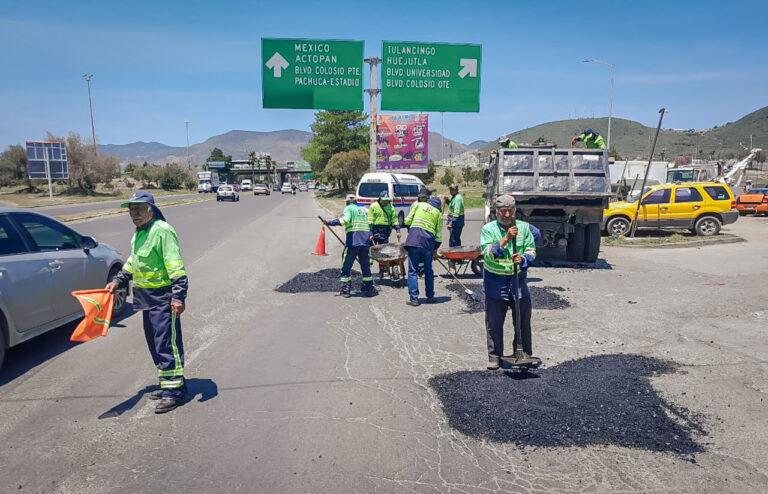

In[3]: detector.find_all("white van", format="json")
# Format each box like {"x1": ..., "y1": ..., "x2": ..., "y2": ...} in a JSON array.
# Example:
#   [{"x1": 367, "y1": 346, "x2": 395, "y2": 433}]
[
  {"x1": 240, "y1": 179, "x2": 253, "y2": 191},
  {"x1": 356, "y1": 173, "x2": 426, "y2": 226}
]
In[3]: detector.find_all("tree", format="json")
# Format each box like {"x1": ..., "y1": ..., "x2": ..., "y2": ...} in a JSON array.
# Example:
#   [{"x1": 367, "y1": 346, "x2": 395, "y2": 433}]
[
  {"x1": 0, "y1": 144, "x2": 27, "y2": 186},
  {"x1": 462, "y1": 166, "x2": 474, "y2": 185},
  {"x1": 301, "y1": 111, "x2": 369, "y2": 174},
  {"x1": 416, "y1": 160, "x2": 436, "y2": 185},
  {"x1": 533, "y1": 136, "x2": 547, "y2": 145},
  {"x1": 207, "y1": 147, "x2": 230, "y2": 163},
  {"x1": 324, "y1": 150, "x2": 368, "y2": 190},
  {"x1": 47, "y1": 132, "x2": 119, "y2": 192},
  {"x1": 124, "y1": 162, "x2": 137, "y2": 176},
  {"x1": 440, "y1": 168, "x2": 455, "y2": 188}
]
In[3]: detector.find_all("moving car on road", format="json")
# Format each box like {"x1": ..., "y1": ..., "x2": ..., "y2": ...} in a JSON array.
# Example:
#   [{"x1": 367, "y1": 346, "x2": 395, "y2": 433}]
[
  {"x1": 603, "y1": 182, "x2": 738, "y2": 237},
  {"x1": 272, "y1": 183, "x2": 280, "y2": 192},
  {"x1": 217, "y1": 185, "x2": 240, "y2": 202},
  {"x1": 281, "y1": 183, "x2": 293, "y2": 195},
  {"x1": 299, "y1": 183, "x2": 308, "y2": 192},
  {"x1": 316, "y1": 184, "x2": 327, "y2": 192},
  {"x1": 253, "y1": 183, "x2": 271, "y2": 196},
  {"x1": 240, "y1": 179, "x2": 253, "y2": 191},
  {"x1": 0, "y1": 208, "x2": 126, "y2": 369},
  {"x1": 735, "y1": 187, "x2": 768, "y2": 216}
]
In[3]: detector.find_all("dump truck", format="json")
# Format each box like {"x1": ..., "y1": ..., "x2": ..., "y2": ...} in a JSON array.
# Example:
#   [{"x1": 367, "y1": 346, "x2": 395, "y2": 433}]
[
  {"x1": 484, "y1": 148, "x2": 612, "y2": 263},
  {"x1": 197, "y1": 170, "x2": 220, "y2": 193}
]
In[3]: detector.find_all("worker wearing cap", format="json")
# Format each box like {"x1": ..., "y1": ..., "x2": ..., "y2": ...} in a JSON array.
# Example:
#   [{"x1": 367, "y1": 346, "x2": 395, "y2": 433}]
[
  {"x1": 480, "y1": 194, "x2": 537, "y2": 370},
  {"x1": 571, "y1": 128, "x2": 606, "y2": 149},
  {"x1": 403, "y1": 190, "x2": 443, "y2": 306},
  {"x1": 106, "y1": 191, "x2": 189, "y2": 413},
  {"x1": 498, "y1": 136, "x2": 518, "y2": 150},
  {"x1": 445, "y1": 184, "x2": 465, "y2": 247},
  {"x1": 324, "y1": 194, "x2": 375, "y2": 297},
  {"x1": 369, "y1": 191, "x2": 401, "y2": 245}
]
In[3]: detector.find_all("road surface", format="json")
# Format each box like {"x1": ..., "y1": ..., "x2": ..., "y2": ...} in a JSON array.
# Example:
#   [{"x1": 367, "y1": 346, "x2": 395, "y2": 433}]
[{"x1": 1, "y1": 192, "x2": 767, "y2": 493}]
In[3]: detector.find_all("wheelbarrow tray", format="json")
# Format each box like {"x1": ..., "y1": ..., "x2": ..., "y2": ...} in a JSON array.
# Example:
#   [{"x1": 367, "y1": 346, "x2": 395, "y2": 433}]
[
  {"x1": 370, "y1": 244, "x2": 407, "y2": 263},
  {"x1": 439, "y1": 245, "x2": 481, "y2": 261}
]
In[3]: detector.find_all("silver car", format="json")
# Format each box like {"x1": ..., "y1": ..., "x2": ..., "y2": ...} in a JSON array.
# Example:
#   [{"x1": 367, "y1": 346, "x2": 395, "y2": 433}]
[{"x1": 0, "y1": 208, "x2": 126, "y2": 368}]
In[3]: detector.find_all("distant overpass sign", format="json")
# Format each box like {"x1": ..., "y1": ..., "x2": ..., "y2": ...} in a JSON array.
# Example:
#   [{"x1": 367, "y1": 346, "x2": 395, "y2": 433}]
[
  {"x1": 381, "y1": 41, "x2": 481, "y2": 112},
  {"x1": 261, "y1": 38, "x2": 364, "y2": 110}
]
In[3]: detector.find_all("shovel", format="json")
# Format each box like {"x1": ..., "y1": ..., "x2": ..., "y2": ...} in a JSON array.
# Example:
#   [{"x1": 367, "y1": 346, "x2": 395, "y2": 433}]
[
  {"x1": 436, "y1": 257, "x2": 478, "y2": 302},
  {"x1": 506, "y1": 236, "x2": 541, "y2": 369}
]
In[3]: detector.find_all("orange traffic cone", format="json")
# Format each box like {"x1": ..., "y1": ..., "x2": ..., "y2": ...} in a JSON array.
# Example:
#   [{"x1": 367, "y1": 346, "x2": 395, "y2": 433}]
[{"x1": 312, "y1": 226, "x2": 328, "y2": 256}]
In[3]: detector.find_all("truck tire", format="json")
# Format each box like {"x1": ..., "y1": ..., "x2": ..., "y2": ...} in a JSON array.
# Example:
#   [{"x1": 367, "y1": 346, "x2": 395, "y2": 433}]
[
  {"x1": 583, "y1": 223, "x2": 601, "y2": 263},
  {"x1": 566, "y1": 224, "x2": 585, "y2": 262},
  {"x1": 694, "y1": 215, "x2": 721, "y2": 236}
]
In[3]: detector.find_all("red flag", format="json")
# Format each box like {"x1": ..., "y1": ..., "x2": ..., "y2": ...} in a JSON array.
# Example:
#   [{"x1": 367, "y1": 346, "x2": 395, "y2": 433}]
[{"x1": 70, "y1": 289, "x2": 115, "y2": 342}]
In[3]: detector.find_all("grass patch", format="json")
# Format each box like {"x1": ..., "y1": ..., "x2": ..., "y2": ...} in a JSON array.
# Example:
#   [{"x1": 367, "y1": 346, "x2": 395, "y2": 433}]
[
  {"x1": 0, "y1": 183, "x2": 195, "y2": 208},
  {"x1": 603, "y1": 229, "x2": 738, "y2": 247}
]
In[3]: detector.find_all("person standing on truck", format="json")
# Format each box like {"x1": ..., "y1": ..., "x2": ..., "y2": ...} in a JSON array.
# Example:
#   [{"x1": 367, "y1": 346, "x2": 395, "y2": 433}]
[
  {"x1": 369, "y1": 191, "x2": 401, "y2": 245},
  {"x1": 404, "y1": 191, "x2": 443, "y2": 307},
  {"x1": 480, "y1": 194, "x2": 537, "y2": 370},
  {"x1": 498, "y1": 136, "x2": 518, "y2": 149},
  {"x1": 106, "y1": 191, "x2": 190, "y2": 413},
  {"x1": 445, "y1": 184, "x2": 465, "y2": 247},
  {"x1": 323, "y1": 194, "x2": 375, "y2": 298},
  {"x1": 571, "y1": 128, "x2": 606, "y2": 149}
]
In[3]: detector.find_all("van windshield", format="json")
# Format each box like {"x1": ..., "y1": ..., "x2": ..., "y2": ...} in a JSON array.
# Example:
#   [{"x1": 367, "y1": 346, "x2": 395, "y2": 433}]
[
  {"x1": 358, "y1": 182, "x2": 389, "y2": 198},
  {"x1": 393, "y1": 184, "x2": 421, "y2": 197}
]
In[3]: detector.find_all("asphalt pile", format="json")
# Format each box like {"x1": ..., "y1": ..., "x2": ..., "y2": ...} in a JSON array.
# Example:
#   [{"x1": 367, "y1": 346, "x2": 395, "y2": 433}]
[
  {"x1": 446, "y1": 284, "x2": 570, "y2": 313},
  {"x1": 371, "y1": 244, "x2": 406, "y2": 260},
  {"x1": 275, "y1": 268, "x2": 359, "y2": 293},
  {"x1": 429, "y1": 354, "x2": 705, "y2": 456}
]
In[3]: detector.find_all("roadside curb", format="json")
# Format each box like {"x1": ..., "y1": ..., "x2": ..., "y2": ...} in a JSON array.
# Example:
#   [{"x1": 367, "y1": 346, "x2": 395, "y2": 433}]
[{"x1": 604, "y1": 234, "x2": 745, "y2": 249}]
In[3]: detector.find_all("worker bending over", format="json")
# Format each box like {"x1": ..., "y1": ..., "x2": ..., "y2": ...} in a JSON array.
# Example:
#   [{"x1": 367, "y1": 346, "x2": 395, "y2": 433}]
[
  {"x1": 403, "y1": 190, "x2": 443, "y2": 307},
  {"x1": 571, "y1": 128, "x2": 606, "y2": 149}
]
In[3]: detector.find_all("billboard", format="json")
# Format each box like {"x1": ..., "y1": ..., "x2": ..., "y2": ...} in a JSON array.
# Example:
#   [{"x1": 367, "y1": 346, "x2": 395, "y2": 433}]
[
  {"x1": 25, "y1": 141, "x2": 68, "y2": 180},
  {"x1": 375, "y1": 113, "x2": 428, "y2": 173}
]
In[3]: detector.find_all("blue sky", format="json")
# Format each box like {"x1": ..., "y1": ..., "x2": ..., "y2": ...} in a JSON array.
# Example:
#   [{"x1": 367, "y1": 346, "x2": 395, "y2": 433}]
[{"x1": 1, "y1": 0, "x2": 766, "y2": 148}]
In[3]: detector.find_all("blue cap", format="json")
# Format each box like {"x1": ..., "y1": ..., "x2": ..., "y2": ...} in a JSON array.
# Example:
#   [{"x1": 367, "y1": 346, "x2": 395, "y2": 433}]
[
  {"x1": 379, "y1": 191, "x2": 391, "y2": 201},
  {"x1": 584, "y1": 128, "x2": 596, "y2": 135},
  {"x1": 120, "y1": 191, "x2": 165, "y2": 221},
  {"x1": 427, "y1": 196, "x2": 442, "y2": 209}
]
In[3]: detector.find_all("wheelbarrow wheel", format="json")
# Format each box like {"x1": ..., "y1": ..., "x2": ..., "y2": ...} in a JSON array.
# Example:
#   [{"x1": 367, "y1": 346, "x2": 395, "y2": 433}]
[{"x1": 470, "y1": 258, "x2": 483, "y2": 277}]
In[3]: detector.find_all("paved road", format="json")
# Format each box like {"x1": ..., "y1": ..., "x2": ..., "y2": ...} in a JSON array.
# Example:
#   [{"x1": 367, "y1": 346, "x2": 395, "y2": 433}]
[{"x1": 1, "y1": 194, "x2": 767, "y2": 493}]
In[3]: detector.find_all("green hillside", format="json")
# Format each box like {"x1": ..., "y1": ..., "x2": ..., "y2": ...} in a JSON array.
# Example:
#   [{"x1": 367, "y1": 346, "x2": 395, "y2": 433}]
[{"x1": 488, "y1": 106, "x2": 767, "y2": 161}]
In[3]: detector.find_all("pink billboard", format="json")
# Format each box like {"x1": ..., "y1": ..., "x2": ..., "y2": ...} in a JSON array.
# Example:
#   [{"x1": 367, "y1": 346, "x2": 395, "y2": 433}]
[{"x1": 375, "y1": 113, "x2": 428, "y2": 173}]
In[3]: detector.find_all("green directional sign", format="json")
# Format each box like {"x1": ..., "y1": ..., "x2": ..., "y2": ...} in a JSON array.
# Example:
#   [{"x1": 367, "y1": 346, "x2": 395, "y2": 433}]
[
  {"x1": 261, "y1": 38, "x2": 364, "y2": 110},
  {"x1": 381, "y1": 41, "x2": 481, "y2": 112}
]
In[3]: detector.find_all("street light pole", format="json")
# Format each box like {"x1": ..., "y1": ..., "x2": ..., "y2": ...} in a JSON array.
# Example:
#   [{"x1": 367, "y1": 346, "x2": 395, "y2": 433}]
[
  {"x1": 583, "y1": 59, "x2": 615, "y2": 153},
  {"x1": 82, "y1": 74, "x2": 98, "y2": 154},
  {"x1": 185, "y1": 120, "x2": 191, "y2": 169}
]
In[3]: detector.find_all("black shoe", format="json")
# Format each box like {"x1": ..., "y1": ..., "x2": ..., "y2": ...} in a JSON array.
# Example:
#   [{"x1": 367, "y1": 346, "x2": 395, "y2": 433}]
[
  {"x1": 154, "y1": 390, "x2": 188, "y2": 414},
  {"x1": 425, "y1": 297, "x2": 437, "y2": 304},
  {"x1": 148, "y1": 389, "x2": 163, "y2": 400},
  {"x1": 362, "y1": 288, "x2": 376, "y2": 298},
  {"x1": 340, "y1": 289, "x2": 351, "y2": 298},
  {"x1": 406, "y1": 299, "x2": 420, "y2": 307},
  {"x1": 487, "y1": 357, "x2": 500, "y2": 370}
]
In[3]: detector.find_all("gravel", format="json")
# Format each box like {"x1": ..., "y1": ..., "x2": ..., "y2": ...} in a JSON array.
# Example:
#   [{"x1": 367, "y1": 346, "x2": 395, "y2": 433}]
[
  {"x1": 445, "y1": 283, "x2": 571, "y2": 313},
  {"x1": 275, "y1": 268, "x2": 359, "y2": 293},
  {"x1": 429, "y1": 354, "x2": 705, "y2": 456}
]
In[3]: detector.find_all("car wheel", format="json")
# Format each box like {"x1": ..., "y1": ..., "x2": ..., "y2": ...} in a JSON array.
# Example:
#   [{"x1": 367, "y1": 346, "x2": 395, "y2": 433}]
[
  {"x1": 107, "y1": 267, "x2": 128, "y2": 317},
  {"x1": 606, "y1": 216, "x2": 631, "y2": 237},
  {"x1": 566, "y1": 224, "x2": 585, "y2": 262},
  {"x1": 695, "y1": 215, "x2": 721, "y2": 236}
]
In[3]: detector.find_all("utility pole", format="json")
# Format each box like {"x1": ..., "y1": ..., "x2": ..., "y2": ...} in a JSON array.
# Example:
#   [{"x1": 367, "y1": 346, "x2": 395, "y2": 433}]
[
  {"x1": 185, "y1": 120, "x2": 191, "y2": 169},
  {"x1": 82, "y1": 74, "x2": 97, "y2": 154},
  {"x1": 364, "y1": 57, "x2": 381, "y2": 171},
  {"x1": 630, "y1": 108, "x2": 666, "y2": 238},
  {"x1": 583, "y1": 59, "x2": 615, "y2": 152}
]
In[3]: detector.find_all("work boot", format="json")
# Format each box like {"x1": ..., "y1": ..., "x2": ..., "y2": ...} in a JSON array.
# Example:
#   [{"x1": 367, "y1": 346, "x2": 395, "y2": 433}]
[
  {"x1": 340, "y1": 284, "x2": 351, "y2": 298},
  {"x1": 148, "y1": 389, "x2": 163, "y2": 401},
  {"x1": 154, "y1": 387, "x2": 188, "y2": 414},
  {"x1": 362, "y1": 285, "x2": 377, "y2": 298},
  {"x1": 406, "y1": 299, "x2": 420, "y2": 307},
  {"x1": 487, "y1": 356, "x2": 500, "y2": 370}
]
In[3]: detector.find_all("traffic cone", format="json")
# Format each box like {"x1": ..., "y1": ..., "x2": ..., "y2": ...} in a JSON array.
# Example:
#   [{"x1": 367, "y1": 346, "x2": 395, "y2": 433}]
[{"x1": 312, "y1": 226, "x2": 328, "y2": 256}]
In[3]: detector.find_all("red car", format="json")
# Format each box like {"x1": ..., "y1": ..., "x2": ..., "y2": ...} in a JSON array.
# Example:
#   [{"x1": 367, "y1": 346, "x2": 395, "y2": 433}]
[{"x1": 735, "y1": 187, "x2": 768, "y2": 216}]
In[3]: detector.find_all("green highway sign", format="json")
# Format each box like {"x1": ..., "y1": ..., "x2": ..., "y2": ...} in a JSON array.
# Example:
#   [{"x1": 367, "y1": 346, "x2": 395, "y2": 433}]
[
  {"x1": 381, "y1": 41, "x2": 481, "y2": 112},
  {"x1": 261, "y1": 38, "x2": 364, "y2": 110}
]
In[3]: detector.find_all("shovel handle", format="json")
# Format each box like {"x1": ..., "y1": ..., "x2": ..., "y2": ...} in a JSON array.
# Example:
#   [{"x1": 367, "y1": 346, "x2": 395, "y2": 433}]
[{"x1": 318, "y1": 216, "x2": 346, "y2": 246}]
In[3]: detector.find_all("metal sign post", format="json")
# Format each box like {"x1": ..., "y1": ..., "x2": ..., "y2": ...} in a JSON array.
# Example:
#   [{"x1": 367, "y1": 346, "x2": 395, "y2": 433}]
[
  {"x1": 630, "y1": 108, "x2": 666, "y2": 238},
  {"x1": 364, "y1": 57, "x2": 381, "y2": 171},
  {"x1": 43, "y1": 145, "x2": 53, "y2": 199}
]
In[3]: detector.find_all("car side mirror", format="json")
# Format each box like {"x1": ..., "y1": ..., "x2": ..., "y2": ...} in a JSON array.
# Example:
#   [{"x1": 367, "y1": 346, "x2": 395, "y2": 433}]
[{"x1": 82, "y1": 236, "x2": 98, "y2": 252}]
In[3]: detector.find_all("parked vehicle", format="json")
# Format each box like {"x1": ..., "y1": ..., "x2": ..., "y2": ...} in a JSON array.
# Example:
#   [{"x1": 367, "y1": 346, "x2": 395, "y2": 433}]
[
  {"x1": 0, "y1": 208, "x2": 126, "y2": 369},
  {"x1": 240, "y1": 179, "x2": 253, "y2": 191},
  {"x1": 603, "y1": 182, "x2": 738, "y2": 237},
  {"x1": 216, "y1": 185, "x2": 240, "y2": 202},
  {"x1": 281, "y1": 183, "x2": 293, "y2": 195},
  {"x1": 355, "y1": 173, "x2": 426, "y2": 227},
  {"x1": 253, "y1": 183, "x2": 270, "y2": 196},
  {"x1": 735, "y1": 187, "x2": 768, "y2": 216},
  {"x1": 197, "y1": 171, "x2": 220, "y2": 193},
  {"x1": 316, "y1": 184, "x2": 327, "y2": 192},
  {"x1": 485, "y1": 148, "x2": 612, "y2": 262}
]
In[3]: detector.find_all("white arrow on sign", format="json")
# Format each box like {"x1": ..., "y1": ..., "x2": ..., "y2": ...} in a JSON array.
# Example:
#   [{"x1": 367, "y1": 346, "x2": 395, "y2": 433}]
[
  {"x1": 458, "y1": 58, "x2": 478, "y2": 79},
  {"x1": 265, "y1": 52, "x2": 290, "y2": 78}
]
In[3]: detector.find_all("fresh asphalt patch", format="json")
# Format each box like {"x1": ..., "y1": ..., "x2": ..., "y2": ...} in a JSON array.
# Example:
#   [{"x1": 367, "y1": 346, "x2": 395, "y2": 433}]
[
  {"x1": 430, "y1": 354, "x2": 705, "y2": 457},
  {"x1": 276, "y1": 268, "x2": 360, "y2": 293},
  {"x1": 445, "y1": 283, "x2": 571, "y2": 313}
]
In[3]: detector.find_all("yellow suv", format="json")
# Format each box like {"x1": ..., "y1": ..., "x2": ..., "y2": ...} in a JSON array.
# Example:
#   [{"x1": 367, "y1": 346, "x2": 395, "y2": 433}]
[{"x1": 603, "y1": 182, "x2": 738, "y2": 236}]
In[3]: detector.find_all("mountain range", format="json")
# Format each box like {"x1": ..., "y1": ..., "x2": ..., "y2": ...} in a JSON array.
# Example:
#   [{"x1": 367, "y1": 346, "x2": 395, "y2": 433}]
[{"x1": 100, "y1": 106, "x2": 767, "y2": 165}]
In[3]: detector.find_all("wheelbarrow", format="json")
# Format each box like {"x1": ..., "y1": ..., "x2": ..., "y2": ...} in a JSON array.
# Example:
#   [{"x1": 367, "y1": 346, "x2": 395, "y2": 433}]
[
  {"x1": 438, "y1": 245, "x2": 483, "y2": 277},
  {"x1": 370, "y1": 243, "x2": 407, "y2": 287}
]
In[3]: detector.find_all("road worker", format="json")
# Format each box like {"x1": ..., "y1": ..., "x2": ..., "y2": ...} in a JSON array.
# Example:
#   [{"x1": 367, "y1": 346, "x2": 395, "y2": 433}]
[
  {"x1": 404, "y1": 190, "x2": 443, "y2": 306},
  {"x1": 323, "y1": 194, "x2": 375, "y2": 298},
  {"x1": 369, "y1": 191, "x2": 401, "y2": 245},
  {"x1": 106, "y1": 191, "x2": 189, "y2": 413},
  {"x1": 445, "y1": 184, "x2": 465, "y2": 247},
  {"x1": 571, "y1": 128, "x2": 606, "y2": 149}
]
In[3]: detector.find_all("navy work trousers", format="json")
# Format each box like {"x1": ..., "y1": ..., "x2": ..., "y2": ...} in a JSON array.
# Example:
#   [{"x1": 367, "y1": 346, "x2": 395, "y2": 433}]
[
  {"x1": 370, "y1": 225, "x2": 392, "y2": 245},
  {"x1": 448, "y1": 216, "x2": 464, "y2": 247},
  {"x1": 142, "y1": 303, "x2": 185, "y2": 391},
  {"x1": 485, "y1": 295, "x2": 532, "y2": 358},
  {"x1": 340, "y1": 245, "x2": 373, "y2": 291},
  {"x1": 406, "y1": 246, "x2": 434, "y2": 300}
]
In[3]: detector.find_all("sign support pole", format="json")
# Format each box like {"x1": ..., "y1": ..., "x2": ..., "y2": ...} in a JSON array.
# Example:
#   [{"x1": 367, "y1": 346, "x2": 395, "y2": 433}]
[
  {"x1": 364, "y1": 57, "x2": 381, "y2": 171},
  {"x1": 630, "y1": 108, "x2": 666, "y2": 238},
  {"x1": 44, "y1": 145, "x2": 53, "y2": 200}
]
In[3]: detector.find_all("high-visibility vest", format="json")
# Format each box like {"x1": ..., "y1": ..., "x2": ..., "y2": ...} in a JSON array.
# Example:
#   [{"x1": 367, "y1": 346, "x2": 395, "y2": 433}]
[
  {"x1": 480, "y1": 220, "x2": 536, "y2": 276},
  {"x1": 368, "y1": 201, "x2": 396, "y2": 227},
  {"x1": 405, "y1": 202, "x2": 442, "y2": 242},
  {"x1": 124, "y1": 220, "x2": 186, "y2": 289},
  {"x1": 340, "y1": 204, "x2": 370, "y2": 233},
  {"x1": 579, "y1": 133, "x2": 606, "y2": 149},
  {"x1": 448, "y1": 193, "x2": 465, "y2": 217}
]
